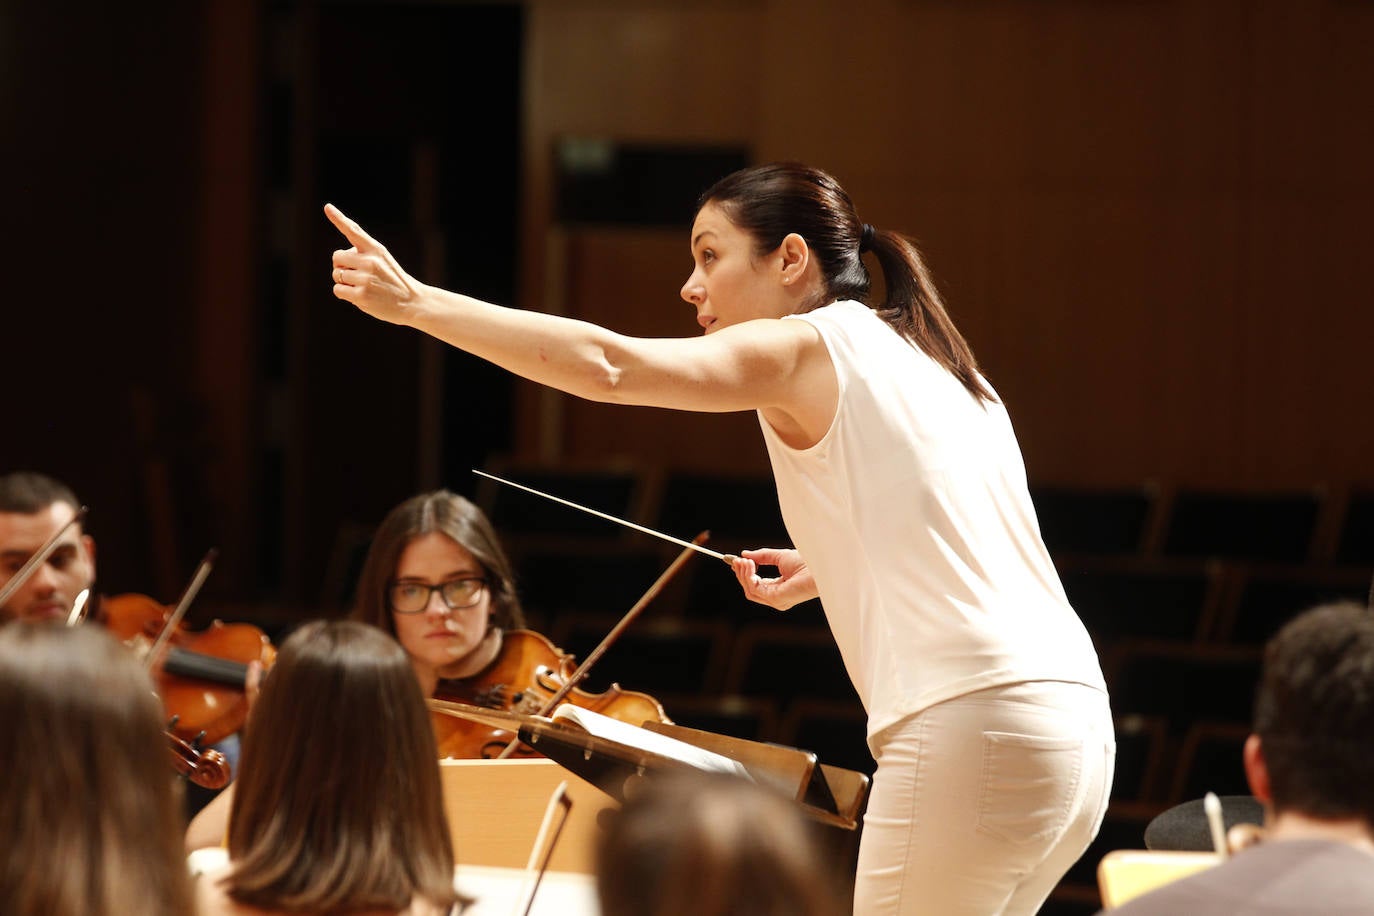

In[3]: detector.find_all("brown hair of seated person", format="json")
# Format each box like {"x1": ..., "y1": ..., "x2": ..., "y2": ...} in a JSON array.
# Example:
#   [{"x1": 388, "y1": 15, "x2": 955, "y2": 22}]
[
  {"x1": 351, "y1": 489, "x2": 525, "y2": 637},
  {"x1": 0, "y1": 623, "x2": 195, "y2": 916},
  {"x1": 595, "y1": 770, "x2": 849, "y2": 916},
  {"x1": 220, "y1": 620, "x2": 464, "y2": 913}
]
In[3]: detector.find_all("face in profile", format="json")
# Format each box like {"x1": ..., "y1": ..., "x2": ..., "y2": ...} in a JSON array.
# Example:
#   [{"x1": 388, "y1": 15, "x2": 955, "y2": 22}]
[
  {"x1": 680, "y1": 202, "x2": 791, "y2": 334},
  {"x1": 0, "y1": 502, "x2": 95, "y2": 623},
  {"x1": 389, "y1": 531, "x2": 493, "y2": 687}
]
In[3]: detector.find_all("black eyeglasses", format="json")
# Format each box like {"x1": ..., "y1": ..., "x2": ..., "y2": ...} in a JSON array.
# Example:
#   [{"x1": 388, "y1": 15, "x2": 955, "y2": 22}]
[{"x1": 388, "y1": 577, "x2": 488, "y2": 614}]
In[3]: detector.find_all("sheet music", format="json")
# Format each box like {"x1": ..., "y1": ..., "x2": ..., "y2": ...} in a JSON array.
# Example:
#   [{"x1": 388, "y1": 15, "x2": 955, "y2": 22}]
[{"x1": 549, "y1": 706, "x2": 753, "y2": 780}]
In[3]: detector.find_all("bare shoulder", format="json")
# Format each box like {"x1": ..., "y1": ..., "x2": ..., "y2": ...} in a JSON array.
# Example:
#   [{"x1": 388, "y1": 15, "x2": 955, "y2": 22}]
[
  {"x1": 730, "y1": 318, "x2": 836, "y2": 448},
  {"x1": 703, "y1": 315, "x2": 829, "y2": 380}
]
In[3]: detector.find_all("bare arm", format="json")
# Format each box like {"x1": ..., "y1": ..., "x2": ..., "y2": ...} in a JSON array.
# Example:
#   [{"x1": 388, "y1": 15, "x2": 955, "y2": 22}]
[
  {"x1": 325, "y1": 205, "x2": 834, "y2": 425},
  {"x1": 185, "y1": 783, "x2": 234, "y2": 852}
]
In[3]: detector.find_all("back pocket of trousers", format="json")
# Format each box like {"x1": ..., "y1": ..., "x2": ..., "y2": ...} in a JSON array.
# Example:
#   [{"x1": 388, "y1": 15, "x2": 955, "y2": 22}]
[{"x1": 975, "y1": 731, "x2": 1083, "y2": 846}]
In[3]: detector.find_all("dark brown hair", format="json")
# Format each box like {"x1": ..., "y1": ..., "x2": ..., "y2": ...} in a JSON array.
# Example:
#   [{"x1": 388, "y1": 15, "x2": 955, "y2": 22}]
[
  {"x1": 0, "y1": 623, "x2": 194, "y2": 916},
  {"x1": 698, "y1": 162, "x2": 995, "y2": 403},
  {"x1": 595, "y1": 770, "x2": 848, "y2": 916},
  {"x1": 0, "y1": 470, "x2": 80, "y2": 514},
  {"x1": 224, "y1": 620, "x2": 463, "y2": 912},
  {"x1": 1254, "y1": 601, "x2": 1374, "y2": 826},
  {"x1": 351, "y1": 490, "x2": 524, "y2": 637}
]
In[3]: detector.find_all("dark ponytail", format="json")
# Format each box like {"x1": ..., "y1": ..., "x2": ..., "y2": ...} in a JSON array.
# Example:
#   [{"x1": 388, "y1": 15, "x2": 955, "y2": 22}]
[
  {"x1": 698, "y1": 162, "x2": 995, "y2": 404},
  {"x1": 867, "y1": 228, "x2": 995, "y2": 403}
]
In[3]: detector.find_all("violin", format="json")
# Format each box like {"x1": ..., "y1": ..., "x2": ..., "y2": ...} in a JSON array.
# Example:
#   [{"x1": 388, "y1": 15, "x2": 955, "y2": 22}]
[
  {"x1": 428, "y1": 534, "x2": 708, "y2": 759},
  {"x1": 3, "y1": 517, "x2": 257, "y2": 784},
  {"x1": 431, "y1": 628, "x2": 669, "y2": 759},
  {"x1": 167, "y1": 729, "x2": 230, "y2": 790},
  {"x1": 103, "y1": 593, "x2": 276, "y2": 747}
]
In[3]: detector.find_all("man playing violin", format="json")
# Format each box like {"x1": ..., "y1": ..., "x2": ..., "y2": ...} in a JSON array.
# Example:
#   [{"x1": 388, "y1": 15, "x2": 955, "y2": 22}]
[
  {"x1": 0, "y1": 471, "x2": 96, "y2": 625},
  {"x1": 2, "y1": 470, "x2": 257, "y2": 817}
]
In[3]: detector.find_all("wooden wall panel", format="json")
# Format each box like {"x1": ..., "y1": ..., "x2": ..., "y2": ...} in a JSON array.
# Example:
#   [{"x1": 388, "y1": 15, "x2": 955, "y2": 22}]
[
  {"x1": 519, "y1": 0, "x2": 1374, "y2": 489},
  {"x1": 556, "y1": 231, "x2": 772, "y2": 471},
  {"x1": 518, "y1": 2, "x2": 767, "y2": 461}
]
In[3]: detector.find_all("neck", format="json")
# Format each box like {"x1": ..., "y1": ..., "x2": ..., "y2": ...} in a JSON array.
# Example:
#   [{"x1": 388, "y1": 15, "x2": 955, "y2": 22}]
[
  {"x1": 414, "y1": 660, "x2": 440, "y2": 699},
  {"x1": 1268, "y1": 809, "x2": 1374, "y2": 852},
  {"x1": 434, "y1": 627, "x2": 504, "y2": 686}
]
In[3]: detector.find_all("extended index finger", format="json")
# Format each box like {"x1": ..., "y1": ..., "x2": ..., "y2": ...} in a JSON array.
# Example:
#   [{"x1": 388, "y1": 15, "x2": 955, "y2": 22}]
[{"x1": 324, "y1": 203, "x2": 379, "y2": 251}]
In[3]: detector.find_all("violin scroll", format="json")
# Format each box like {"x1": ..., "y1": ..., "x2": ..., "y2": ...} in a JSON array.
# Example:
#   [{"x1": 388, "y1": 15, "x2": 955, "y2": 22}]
[{"x1": 167, "y1": 730, "x2": 230, "y2": 790}]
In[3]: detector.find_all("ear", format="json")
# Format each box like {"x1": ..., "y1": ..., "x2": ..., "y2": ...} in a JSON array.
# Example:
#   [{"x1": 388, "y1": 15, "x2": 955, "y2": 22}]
[
  {"x1": 82, "y1": 533, "x2": 97, "y2": 584},
  {"x1": 1243, "y1": 734, "x2": 1272, "y2": 803},
  {"x1": 775, "y1": 232, "x2": 811, "y2": 286}
]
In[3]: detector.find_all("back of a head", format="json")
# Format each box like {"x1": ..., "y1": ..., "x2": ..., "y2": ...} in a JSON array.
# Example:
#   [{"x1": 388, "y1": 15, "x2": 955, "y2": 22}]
[
  {"x1": 226, "y1": 619, "x2": 459, "y2": 913},
  {"x1": 596, "y1": 771, "x2": 847, "y2": 916},
  {"x1": 0, "y1": 623, "x2": 192, "y2": 916},
  {"x1": 1255, "y1": 601, "x2": 1374, "y2": 825}
]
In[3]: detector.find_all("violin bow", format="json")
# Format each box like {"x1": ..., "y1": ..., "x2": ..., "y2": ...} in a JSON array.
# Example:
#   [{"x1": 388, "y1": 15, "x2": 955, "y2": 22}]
[
  {"x1": 512, "y1": 781, "x2": 573, "y2": 916},
  {"x1": 66, "y1": 588, "x2": 91, "y2": 626},
  {"x1": 494, "y1": 533, "x2": 706, "y2": 759},
  {"x1": 0, "y1": 506, "x2": 89, "y2": 609},
  {"x1": 142, "y1": 548, "x2": 219, "y2": 672}
]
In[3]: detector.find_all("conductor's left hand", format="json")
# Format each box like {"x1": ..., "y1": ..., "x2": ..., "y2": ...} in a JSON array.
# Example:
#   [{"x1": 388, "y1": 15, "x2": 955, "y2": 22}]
[
  {"x1": 325, "y1": 203, "x2": 425, "y2": 325},
  {"x1": 731, "y1": 547, "x2": 819, "y2": 611}
]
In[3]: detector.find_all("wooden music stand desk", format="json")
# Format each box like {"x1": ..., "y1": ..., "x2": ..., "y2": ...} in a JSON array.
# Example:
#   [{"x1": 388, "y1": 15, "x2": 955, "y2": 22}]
[{"x1": 440, "y1": 757, "x2": 614, "y2": 875}]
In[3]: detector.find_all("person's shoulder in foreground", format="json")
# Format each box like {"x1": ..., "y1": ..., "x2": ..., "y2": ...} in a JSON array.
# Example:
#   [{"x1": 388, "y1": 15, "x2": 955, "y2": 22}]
[{"x1": 1105, "y1": 837, "x2": 1374, "y2": 915}]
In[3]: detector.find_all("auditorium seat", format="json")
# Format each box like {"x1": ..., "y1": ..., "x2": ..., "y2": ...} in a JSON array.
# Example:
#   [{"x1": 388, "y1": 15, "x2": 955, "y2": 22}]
[
  {"x1": 1030, "y1": 483, "x2": 1160, "y2": 557},
  {"x1": 548, "y1": 616, "x2": 733, "y2": 697},
  {"x1": 778, "y1": 698, "x2": 874, "y2": 776},
  {"x1": 1159, "y1": 488, "x2": 1324, "y2": 564},
  {"x1": 474, "y1": 461, "x2": 650, "y2": 542},
  {"x1": 1058, "y1": 557, "x2": 1223, "y2": 650},
  {"x1": 648, "y1": 470, "x2": 788, "y2": 549},
  {"x1": 1334, "y1": 487, "x2": 1374, "y2": 567},
  {"x1": 1104, "y1": 641, "x2": 1262, "y2": 737},
  {"x1": 656, "y1": 694, "x2": 780, "y2": 743},
  {"x1": 724, "y1": 624, "x2": 857, "y2": 706},
  {"x1": 1167, "y1": 721, "x2": 1251, "y2": 805},
  {"x1": 513, "y1": 544, "x2": 676, "y2": 621},
  {"x1": 1111, "y1": 714, "x2": 1169, "y2": 803},
  {"x1": 1214, "y1": 565, "x2": 1372, "y2": 646}
]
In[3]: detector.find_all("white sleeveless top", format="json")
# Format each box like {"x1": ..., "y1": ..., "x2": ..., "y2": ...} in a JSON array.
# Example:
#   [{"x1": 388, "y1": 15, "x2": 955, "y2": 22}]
[{"x1": 759, "y1": 301, "x2": 1106, "y2": 739}]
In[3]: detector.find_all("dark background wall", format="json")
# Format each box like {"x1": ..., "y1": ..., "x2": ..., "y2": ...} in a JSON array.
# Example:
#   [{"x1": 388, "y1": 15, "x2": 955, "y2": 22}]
[{"x1": 4, "y1": 0, "x2": 1371, "y2": 614}]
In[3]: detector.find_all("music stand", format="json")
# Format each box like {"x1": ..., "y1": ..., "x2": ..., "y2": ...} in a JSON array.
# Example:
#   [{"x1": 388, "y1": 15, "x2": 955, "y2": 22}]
[{"x1": 430, "y1": 700, "x2": 870, "y2": 830}]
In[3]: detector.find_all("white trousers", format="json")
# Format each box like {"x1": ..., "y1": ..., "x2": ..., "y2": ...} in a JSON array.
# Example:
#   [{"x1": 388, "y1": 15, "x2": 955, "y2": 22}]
[{"x1": 853, "y1": 681, "x2": 1114, "y2": 916}]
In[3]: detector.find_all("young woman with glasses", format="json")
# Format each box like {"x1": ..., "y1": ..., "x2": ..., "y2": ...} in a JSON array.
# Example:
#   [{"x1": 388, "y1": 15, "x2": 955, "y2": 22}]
[
  {"x1": 349, "y1": 489, "x2": 668, "y2": 759},
  {"x1": 350, "y1": 490, "x2": 526, "y2": 698}
]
